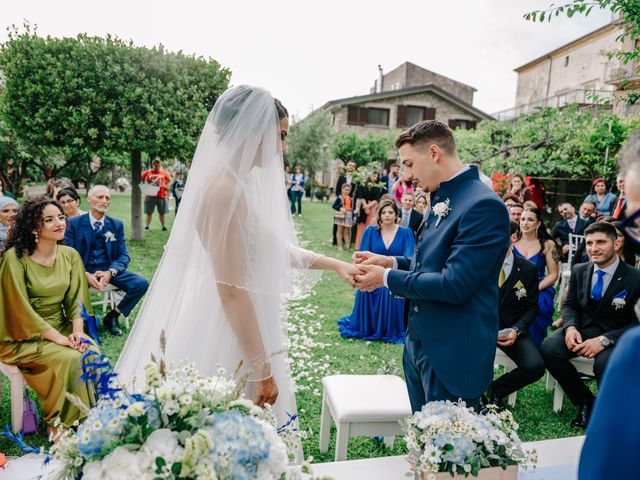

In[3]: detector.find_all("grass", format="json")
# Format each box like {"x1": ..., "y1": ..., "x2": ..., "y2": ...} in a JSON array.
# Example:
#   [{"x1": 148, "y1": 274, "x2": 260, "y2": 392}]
[{"x1": 1, "y1": 196, "x2": 581, "y2": 460}]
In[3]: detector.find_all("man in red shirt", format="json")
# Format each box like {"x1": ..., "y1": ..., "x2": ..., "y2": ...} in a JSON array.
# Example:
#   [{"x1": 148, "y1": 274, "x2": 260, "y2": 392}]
[{"x1": 141, "y1": 159, "x2": 172, "y2": 231}]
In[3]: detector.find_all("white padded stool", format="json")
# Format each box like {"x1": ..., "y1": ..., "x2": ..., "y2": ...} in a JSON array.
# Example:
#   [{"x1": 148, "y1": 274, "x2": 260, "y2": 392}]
[
  {"x1": 548, "y1": 356, "x2": 595, "y2": 412},
  {"x1": 0, "y1": 362, "x2": 25, "y2": 433},
  {"x1": 319, "y1": 375, "x2": 412, "y2": 461},
  {"x1": 89, "y1": 284, "x2": 130, "y2": 329},
  {"x1": 493, "y1": 348, "x2": 518, "y2": 407}
]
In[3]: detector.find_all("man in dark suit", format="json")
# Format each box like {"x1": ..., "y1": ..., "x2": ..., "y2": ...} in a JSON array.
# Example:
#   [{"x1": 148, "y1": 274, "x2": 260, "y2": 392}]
[
  {"x1": 66, "y1": 185, "x2": 149, "y2": 336},
  {"x1": 380, "y1": 162, "x2": 400, "y2": 194},
  {"x1": 487, "y1": 221, "x2": 544, "y2": 408},
  {"x1": 399, "y1": 191, "x2": 423, "y2": 236},
  {"x1": 354, "y1": 121, "x2": 510, "y2": 411},
  {"x1": 611, "y1": 173, "x2": 627, "y2": 221},
  {"x1": 551, "y1": 202, "x2": 590, "y2": 259},
  {"x1": 541, "y1": 221, "x2": 640, "y2": 429}
]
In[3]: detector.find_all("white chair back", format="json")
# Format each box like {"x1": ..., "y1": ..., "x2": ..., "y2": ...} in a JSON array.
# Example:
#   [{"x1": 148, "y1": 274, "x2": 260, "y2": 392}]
[{"x1": 568, "y1": 233, "x2": 585, "y2": 266}]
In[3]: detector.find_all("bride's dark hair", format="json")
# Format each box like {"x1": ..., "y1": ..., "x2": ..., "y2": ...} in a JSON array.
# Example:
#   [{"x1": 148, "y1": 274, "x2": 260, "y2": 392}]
[{"x1": 274, "y1": 98, "x2": 288, "y2": 119}]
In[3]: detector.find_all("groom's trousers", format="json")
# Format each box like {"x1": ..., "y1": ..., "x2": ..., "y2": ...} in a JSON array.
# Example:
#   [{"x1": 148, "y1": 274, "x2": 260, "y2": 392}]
[{"x1": 403, "y1": 336, "x2": 481, "y2": 412}]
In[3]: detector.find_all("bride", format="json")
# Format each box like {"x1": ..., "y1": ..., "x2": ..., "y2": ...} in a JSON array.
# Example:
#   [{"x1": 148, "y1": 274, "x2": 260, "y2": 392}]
[{"x1": 116, "y1": 85, "x2": 359, "y2": 428}]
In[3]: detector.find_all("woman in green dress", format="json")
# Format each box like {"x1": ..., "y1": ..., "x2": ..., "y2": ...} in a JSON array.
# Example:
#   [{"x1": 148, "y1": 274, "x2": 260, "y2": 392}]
[{"x1": 0, "y1": 198, "x2": 96, "y2": 434}]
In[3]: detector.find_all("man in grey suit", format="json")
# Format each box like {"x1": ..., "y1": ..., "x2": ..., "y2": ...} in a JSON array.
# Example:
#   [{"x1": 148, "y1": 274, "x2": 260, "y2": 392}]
[{"x1": 354, "y1": 121, "x2": 510, "y2": 411}]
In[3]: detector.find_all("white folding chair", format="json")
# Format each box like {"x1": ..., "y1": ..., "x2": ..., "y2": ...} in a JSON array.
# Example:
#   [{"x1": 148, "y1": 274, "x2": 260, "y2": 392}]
[
  {"x1": 89, "y1": 285, "x2": 130, "y2": 329},
  {"x1": 493, "y1": 349, "x2": 518, "y2": 407}
]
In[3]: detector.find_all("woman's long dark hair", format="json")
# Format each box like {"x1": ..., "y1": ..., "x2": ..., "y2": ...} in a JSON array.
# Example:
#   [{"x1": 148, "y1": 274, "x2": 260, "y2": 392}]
[
  {"x1": 520, "y1": 207, "x2": 554, "y2": 253},
  {"x1": 1, "y1": 197, "x2": 64, "y2": 259}
]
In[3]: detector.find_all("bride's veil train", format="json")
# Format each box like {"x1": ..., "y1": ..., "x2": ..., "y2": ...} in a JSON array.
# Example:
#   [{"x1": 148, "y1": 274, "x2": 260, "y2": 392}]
[{"x1": 115, "y1": 86, "x2": 317, "y2": 436}]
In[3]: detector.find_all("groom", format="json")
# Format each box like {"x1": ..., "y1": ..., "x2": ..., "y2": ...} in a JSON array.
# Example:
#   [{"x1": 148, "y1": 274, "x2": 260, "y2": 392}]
[{"x1": 354, "y1": 120, "x2": 510, "y2": 411}]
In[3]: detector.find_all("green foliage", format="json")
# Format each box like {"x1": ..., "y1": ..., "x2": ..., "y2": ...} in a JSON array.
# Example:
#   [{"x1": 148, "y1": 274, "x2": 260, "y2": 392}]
[
  {"x1": 286, "y1": 111, "x2": 333, "y2": 178},
  {"x1": 525, "y1": 1, "x2": 640, "y2": 105},
  {"x1": 0, "y1": 23, "x2": 231, "y2": 188},
  {"x1": 455, "y1": 106, "x2": 640, "y2": 179},
  {"x1": 330, "y1": 132, "x2": 394, "y2": 167}
]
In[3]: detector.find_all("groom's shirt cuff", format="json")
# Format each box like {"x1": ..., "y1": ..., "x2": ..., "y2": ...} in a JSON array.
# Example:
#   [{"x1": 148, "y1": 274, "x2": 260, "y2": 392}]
[{"x1": 383, "y1": 257, "x2": 398, "y2": 288}]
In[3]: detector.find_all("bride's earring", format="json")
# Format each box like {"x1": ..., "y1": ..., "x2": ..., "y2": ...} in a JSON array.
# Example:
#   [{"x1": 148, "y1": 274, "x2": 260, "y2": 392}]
[{"x1": 34, "y1": 232, "x2": 39, "y2": 243}]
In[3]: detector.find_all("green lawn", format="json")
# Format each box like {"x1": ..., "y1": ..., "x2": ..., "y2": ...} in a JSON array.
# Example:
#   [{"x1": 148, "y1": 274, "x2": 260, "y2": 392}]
[{"x1": 0, "y1": 196, "x2": 581, "y2": 460}]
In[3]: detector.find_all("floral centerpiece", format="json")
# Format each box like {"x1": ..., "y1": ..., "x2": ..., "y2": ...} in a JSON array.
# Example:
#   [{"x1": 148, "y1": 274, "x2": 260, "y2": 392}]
[
  {"x1": 404, "y1": 401, "x2": 536, "y2": 480},
  {"x1": 43, "y1": 336, "x2": 308, "y2": 480}
]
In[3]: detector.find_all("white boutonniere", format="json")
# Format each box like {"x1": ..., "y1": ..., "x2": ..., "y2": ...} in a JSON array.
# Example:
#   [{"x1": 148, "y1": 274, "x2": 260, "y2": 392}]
[
  {"x1": 514, "y1": 280, "x2": 527, "y2": 300},
  {"x1": 104, "y1": 231, "x2": 116, "y2": 242},
  {"x1": 612, "y1": 297, "x2": 626, "y2": 310},
  {"x1": 432, "y1": 199, "x2": 452, "y2": 227}
]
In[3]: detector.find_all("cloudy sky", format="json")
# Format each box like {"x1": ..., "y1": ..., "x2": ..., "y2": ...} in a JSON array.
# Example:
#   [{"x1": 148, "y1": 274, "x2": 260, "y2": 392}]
[{"x1": 1, "y1": 1, "x2": 613, "y2": 119}]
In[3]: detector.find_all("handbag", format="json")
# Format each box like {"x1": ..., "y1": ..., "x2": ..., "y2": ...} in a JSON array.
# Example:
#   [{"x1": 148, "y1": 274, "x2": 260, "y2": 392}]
[{"x1": 22, "y1": 390, "x2": 40, "y2": 433}]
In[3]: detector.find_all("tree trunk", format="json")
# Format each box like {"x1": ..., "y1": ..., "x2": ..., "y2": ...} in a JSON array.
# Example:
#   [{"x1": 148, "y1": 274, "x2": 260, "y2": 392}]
[{"x1": 131, "y1": 150, "x2": 144, "y2": 242}]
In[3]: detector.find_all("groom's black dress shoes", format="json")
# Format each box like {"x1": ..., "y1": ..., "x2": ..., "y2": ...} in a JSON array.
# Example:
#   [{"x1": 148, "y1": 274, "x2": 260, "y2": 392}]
[
  {"x1": 570, "y1": 400, "x2": 593, "y2": 430},
  {"x1": 103, "y1": 310, "x2": 123, "y2": 336}
]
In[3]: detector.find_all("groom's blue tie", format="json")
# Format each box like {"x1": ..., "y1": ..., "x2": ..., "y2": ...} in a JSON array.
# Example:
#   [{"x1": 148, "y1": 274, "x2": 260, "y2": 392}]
[{"x1": 592, "y1": 269, "x2": 606, "y2": 301}]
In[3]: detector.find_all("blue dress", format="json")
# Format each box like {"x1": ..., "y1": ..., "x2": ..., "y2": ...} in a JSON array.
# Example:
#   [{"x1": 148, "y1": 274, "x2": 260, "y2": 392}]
[
  {"x1": 513, "y1": 245, "x2": 555, "y2": 348},
  {"x1": 584, "y1": 192, "x2": 617, "y2": 216},
  {"x1": 338, "y1": 225, "x2": 414, "y2": 344}
]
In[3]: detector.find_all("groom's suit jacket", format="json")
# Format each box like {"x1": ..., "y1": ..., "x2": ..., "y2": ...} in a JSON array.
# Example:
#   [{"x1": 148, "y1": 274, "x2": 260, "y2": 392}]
[
  {"x1": 562, "y1": 260, "x2": 640, "y2": 343},
  {"x1": 387, "y1": 166, "x2": 510, "y2": 399},
  {"x1": 65, "y1": 213, "x2": 130, "y2": 274}
]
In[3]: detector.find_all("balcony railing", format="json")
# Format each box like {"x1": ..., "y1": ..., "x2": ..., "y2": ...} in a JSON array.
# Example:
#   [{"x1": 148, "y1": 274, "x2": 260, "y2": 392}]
[{"x1": 491, "y1": 89, "x2": 615, "y2": 121}]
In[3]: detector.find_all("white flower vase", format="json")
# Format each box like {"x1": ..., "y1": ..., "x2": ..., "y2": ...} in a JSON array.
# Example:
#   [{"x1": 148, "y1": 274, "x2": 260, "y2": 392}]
[{"x1": 416, "y1": 465, "x2": 518, "y2": 480}]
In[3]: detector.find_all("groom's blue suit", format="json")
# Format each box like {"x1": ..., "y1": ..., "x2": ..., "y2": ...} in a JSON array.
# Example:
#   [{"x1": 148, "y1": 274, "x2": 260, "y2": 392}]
[{"x1": 387, "y1": 166, "x2": 510, "y2": 410}]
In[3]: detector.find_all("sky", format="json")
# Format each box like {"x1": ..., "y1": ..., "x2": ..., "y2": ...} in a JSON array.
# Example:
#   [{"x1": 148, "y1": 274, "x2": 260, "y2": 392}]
[{"x1": 1, "y1": 1, "x2": 614, "y2": 120}]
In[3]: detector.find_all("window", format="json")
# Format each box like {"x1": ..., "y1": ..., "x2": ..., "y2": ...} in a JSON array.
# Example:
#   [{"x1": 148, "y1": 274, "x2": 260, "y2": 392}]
[
  {"x1": 447, "y1": 119, "x2": 477, "y2": 130},
  {"x1": 347, "y1": 106, "x2": 368, "y2": 126},
  {"x1": 367, "y1": 108, "x2": 389, "y2": 126},
  {"x1": 397, "y1": 105, "x2": 436, "y2": 128},
  {"x1": 564, "y1": 56, "x2": 570, "y2": 67}
]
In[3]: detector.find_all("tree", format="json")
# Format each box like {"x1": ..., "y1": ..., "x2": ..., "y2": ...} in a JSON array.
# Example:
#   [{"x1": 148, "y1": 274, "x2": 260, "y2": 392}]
[
  {"x1": 330, "y1": 132, "x2": 394, "y2": 167},
  {"x1": 526, "y1": 1, "x2": 640, "y2": 105},
  {"x1": 286, "y1": 111, "x2": 333, "y2": 184},
  {"x1": 455, "y1": 105, "x2": 639, "y2": 179}
]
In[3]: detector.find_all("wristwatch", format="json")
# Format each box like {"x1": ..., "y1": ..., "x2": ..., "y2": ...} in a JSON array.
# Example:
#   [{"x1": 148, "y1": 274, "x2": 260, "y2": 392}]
[
  {"x1": 512, "y1": 326, "x2": 521, "y2": 336},
  {"x1": 599, "y1": 335, "x2": 612, "y2": 348},
  {"x1": 108, "y1": 268, "x2": 118, "y2": 278}
]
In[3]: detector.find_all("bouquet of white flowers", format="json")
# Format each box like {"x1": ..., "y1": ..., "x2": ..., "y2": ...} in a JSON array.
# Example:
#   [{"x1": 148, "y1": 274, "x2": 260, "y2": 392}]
[
  {"x1": 404, "y1": 401, "x2": 536, "y2": 480},
  {"x1": 44, "y1": 339, "x2": 306, "y2": 480}
]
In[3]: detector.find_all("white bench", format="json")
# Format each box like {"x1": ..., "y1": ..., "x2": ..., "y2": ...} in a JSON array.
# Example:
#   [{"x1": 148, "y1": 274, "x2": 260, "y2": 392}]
[
  {"x1": 493, "y1": 348, "x2": 518, "y2": 407},
  {"x1": 0, "y1": 362, "x2": 25, "y2": 433},
  {"x1": 319, "y1": 375, "x2": 412, "y2": 462},
  {"x1": 547, "y1": 356, "x2": 595, "y2": 412},
  {"x1": 89, "y1": 284, "x2": 129, "y2": 329}
]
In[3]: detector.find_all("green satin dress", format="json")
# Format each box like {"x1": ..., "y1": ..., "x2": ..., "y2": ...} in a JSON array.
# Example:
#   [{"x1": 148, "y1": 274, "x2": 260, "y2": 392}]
[{"x1": 0, "y1": 245, "x2": 96, "y2": 427}]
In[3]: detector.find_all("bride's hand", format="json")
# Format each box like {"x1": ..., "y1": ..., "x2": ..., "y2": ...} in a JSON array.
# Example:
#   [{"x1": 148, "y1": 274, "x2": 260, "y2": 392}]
[
  {"x1": 335, "y1": 261, "x2": 362, "y2": 288},
  {"x1": 255, "y1": 376, "x2": 279, "y2": 407}
]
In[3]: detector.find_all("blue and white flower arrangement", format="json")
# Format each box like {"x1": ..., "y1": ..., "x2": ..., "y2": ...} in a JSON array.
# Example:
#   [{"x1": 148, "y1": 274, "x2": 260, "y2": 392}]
[
  {"x1": 404, "y1": 401, "x2": 536, "y2": 479},
  {"x1": 44, "y1": 335, "x2": 309, "y2": 480}
]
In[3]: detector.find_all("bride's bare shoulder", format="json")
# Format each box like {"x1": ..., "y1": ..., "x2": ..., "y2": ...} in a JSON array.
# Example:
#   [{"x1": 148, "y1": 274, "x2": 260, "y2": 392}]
[{"x1": 201, "y1": 173, "x2": 244, "y2": 209}]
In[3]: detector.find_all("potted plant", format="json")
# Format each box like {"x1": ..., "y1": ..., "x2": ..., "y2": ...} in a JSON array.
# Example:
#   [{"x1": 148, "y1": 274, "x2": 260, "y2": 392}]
[{"x1": 404, "y1": 401, "x2": 536, "y2": 480}]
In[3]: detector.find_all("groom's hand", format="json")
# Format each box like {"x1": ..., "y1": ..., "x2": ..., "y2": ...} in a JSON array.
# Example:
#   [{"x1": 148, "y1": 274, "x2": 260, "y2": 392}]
[
  {"x1": 353, "y1": 251, "x2": 393, "y2": 268},
  {"x1": 354, "y1": 264, "x2": 386, "y2": 292},
  {"x1": 336, "y1": 262, "x2": 363, "y2": 288}
]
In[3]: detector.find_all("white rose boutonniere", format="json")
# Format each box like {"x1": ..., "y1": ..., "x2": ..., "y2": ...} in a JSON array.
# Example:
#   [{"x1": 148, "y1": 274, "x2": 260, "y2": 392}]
[
  {"x1": 612, "y1": 290, "x2": 627, "y2": 310},
  {"x1": 514, "y1": 280, "x2": 527, "y2": 300},
  {"x1": 104, "y1": 231, "x2": 116, "y2": 242},
  {"x1": 432, "y1": 199, "x2": 452, "y2": 227}
]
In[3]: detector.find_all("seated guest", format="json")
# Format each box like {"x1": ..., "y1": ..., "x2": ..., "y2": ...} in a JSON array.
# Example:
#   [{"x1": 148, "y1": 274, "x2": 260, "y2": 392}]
[
  {"x1": 56, "y1": 187, "x2": 85, "y2": 219},
  {"x1": 504, "y1": 173, "x2": 531, "y2": 204},
  {"x1": 65, "y1": 185, "x2": 149, "y2": 336},
  {"x1": 415, "y1": 193, "x2": 429, "y2": 215},
  {"x1": 0, "y1": 197, "x2": 19, "y2": 250},
  {"x1": 0, "y1": 198, "x2": 96, "y2": 433},
  {"x1": 541, "y1": 222, "x2": 640, "y2": 429},
  {"x1": 338, "y1": 199, "x2": 414, "y2": 343},
  {"x1": 579, "y1": 201, "x2": 597, "y2": 222},
  {"x1": 514, "y1": 207, "x2": 559, "y2": 348},
  {"x1": 551, "y1": 202, "x2": 590, "y2": 258},
  {"x1": 399, "y1": 191, "x2": 423, "y2": 236},
  {"x1": 508, "y1": 203, "x2": 523, "y2": 224},
  {"x1": 487, "y1": 222, "x2": 544, "y2": 408},
  {"x1": 584, "y1": 176, "x2": 617, "y2": 217}
]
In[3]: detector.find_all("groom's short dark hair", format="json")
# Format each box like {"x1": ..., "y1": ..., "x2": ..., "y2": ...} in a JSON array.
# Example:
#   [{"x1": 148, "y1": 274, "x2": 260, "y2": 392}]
[
  {"x1": 584, "y1": 221, "x2": 618, "y2": 242},
  {"x1": 395, "y1": 120, "x2": 456, "y2": 154}
]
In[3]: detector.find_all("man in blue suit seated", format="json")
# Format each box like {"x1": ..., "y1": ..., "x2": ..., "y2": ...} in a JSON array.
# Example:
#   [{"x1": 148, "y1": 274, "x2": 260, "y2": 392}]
[
  {"x1": 65, "y1": 185, "x2": 149, "y2": 336},
  {"x1": 354, "y1": 120, "x2": 510, "y2": 411}
]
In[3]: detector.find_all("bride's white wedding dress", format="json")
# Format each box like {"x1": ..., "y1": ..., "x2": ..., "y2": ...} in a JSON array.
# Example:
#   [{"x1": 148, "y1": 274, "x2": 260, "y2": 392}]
[{"x1": 115, "y1": 86, "x2": 319, "y2": 437}]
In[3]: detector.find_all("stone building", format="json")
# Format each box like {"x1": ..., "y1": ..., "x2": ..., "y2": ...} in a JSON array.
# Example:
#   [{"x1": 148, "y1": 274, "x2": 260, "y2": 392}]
[{"x1": 495, "y1": 19, "x2": 639, "y2": 120}]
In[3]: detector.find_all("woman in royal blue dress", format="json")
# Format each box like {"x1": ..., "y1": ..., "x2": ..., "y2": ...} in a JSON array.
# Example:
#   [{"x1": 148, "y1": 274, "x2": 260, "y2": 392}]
[
  {"x1": 338, "y1": 199, "x2": 414, "y2": 344},
  {"x1": 513, "y1": 207, "x2": 559, "y2": 348}
]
